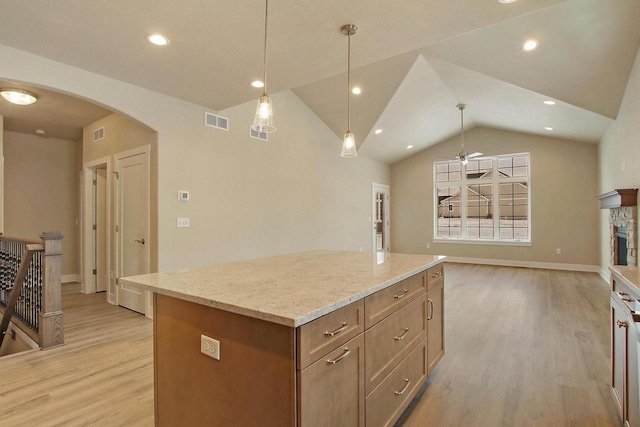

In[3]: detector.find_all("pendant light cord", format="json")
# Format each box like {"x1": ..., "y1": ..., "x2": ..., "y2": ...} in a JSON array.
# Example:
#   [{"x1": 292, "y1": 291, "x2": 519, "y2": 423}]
[
  {"x1": 262, "y1": 0, "x2": 269, "y2": 97},
  {"x1": 460, "y1": 106, "x2": 465, "y2": 152},
  {"x1": 347, "y1": 31, "x2": 351, "y2": 132}
]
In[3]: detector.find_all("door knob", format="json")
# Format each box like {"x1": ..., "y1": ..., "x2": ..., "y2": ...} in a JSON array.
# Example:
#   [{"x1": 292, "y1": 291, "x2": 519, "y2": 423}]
[{"x1": 134, "y1": 238, "x2": 145, "y2": 245}]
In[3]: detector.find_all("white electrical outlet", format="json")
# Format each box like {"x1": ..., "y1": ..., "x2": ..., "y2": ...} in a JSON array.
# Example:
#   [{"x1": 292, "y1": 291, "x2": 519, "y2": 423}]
[
  {"x1": 177, "y1": 217, "x2": 190, "y2": 228},
  {"x1": 556, "y1": 248, "x2": 562, "y2": 255},
  {"x1": 426, "y1": 243, "x2": 431, "y2": 249},
  {"x1": 201, "y1": 335, "x2": 220, "y2": 360}
]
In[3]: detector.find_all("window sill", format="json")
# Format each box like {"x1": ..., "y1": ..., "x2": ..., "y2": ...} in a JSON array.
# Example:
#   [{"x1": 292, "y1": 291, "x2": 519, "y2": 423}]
[{"x1": 433, "y1": 238, "x2": 532, "y2": 247}]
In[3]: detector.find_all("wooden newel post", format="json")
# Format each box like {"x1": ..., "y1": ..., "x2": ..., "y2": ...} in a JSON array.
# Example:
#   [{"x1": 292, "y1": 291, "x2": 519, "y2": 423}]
[{"x1": 39, "y1": 232, "x2": 64, "y2": 349}]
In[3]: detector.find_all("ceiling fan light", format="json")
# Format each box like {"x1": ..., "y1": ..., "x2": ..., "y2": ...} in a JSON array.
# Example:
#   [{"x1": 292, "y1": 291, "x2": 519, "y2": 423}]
[
  {"x1": 341, "y1": 131, "x2": 357, "y2": 157},
  {"x1": 461, "y1": 157, "x2": 469, "y2": 166},
  {"x1": 1, "y1": 89, "x2": 38, "y2": 105}
]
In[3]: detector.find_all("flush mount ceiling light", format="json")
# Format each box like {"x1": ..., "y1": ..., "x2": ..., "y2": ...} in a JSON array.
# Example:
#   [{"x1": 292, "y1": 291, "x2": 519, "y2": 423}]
[
  {"x1": 341, "y1": 24, "x2": 358, "y2": 158},
  {"x1": 251, "y1": 0, "x2": 276, "y2": 134},
  {"x1": 523, "y1": 40, "x2": 538, "y2": 51},
  {"x1": 0, "y1": 88, "x2": 38, "y2": 105},
  {"x1": 407, "y1": 145, "x2": 414, "y2": 150},
  {"x1": 454, "y1": 104, "x2": 482, "y2": 165},
  {"x1": 543, "y1": 100, "x2": 556, "y2": 105},
  {"x1": 374, "y1": 129, "x2": 383, "y2": 135},
  {"x1": 545, "y1": 126, "x2": 554, "y2": 131},
  {"x1": 251, "y1": 80, "x2": 265, "y2": 88},
  {"x1": 352, "y1": 87, "x2": 361, "y2": 95},
  {"x1": 146, "y1": 34, "x2": 170, "y2": 46}
]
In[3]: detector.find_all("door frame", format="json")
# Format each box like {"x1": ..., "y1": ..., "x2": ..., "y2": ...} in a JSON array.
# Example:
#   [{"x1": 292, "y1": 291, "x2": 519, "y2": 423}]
[
  {"x1": 372, "y1": 183, "x2": 390, "y2": 253},
  {"x1": 82, "y1": 156, "x2": 113, "y2": 299},
  {"x1": 114, "y1": 144, "x2": 152, "y2": 318}
]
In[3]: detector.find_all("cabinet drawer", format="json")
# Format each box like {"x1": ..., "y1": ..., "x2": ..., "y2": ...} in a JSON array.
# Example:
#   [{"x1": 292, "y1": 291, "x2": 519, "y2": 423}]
[
  {"x1": 366, "y1": 338, "x2": 427, "y2": 427},
  {"x1": 297, "y1": 299, "x2": 364, "y2": 369},
  {"x1": 365, "y1": 295, "x2": 427, "y2": 395},
  {"x1": 298, "y1": 334, "x2": 365, "y2": 427},
  {"x1": 427, "y1": 264, "x2": 444, "y2": 290},
  {"x1": 365, "y1": 271, "x2": 426, "y2": 328}
]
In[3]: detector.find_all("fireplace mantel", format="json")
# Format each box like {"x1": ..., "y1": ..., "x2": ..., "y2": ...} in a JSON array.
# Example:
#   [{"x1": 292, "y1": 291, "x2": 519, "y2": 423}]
[{"x1": 597, "y1": 189, "x2": 638, "y2": 209}]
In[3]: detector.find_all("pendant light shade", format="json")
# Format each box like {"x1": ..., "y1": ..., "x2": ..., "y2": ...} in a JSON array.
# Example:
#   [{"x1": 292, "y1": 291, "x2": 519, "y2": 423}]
[
  {"x1": 340, "y1": 24, "x2": 357, "y2": 158},
  {"x1": 252, "y1": 0, "x2": 276, "y2": 134}
]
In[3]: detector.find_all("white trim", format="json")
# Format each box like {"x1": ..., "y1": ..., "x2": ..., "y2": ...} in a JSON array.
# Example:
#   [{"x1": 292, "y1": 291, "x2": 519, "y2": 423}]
[
  {"x1": 434, "y1": 238, "x2": 532, "y2": 247},
  {"x1": 61, "y1": 274, "x2": 81, "y2": 283},
  {"x1": 600, "y1": 267, "x2": 611, "y2": 284},
  {"x1": 372, "y1": 183, "x2": 390, "y2": 253},
  {"x1": 445, "y1": 256, "x2": 600, "y2": 273}
]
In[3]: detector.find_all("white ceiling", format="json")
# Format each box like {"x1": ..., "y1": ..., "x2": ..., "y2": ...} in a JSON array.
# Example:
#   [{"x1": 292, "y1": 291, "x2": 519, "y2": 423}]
[{"x1": 0, "y1": 0, "x2": 638, "y2": 162}]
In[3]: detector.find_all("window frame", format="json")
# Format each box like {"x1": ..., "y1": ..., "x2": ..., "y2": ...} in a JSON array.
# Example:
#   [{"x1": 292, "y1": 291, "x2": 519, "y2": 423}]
[{"x1": 433, "y1": 152, "x2": 532, "y2": 246}]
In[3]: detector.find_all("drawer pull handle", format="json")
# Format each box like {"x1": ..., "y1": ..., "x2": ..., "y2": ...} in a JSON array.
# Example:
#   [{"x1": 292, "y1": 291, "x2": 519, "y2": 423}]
[
  {"x1": 619, "y1": 292, "x2": 629, "y2": 296},
  {"x1": 431, "y1": 271, "x2": 442, "y2": 278},
  {"x1": 394, "y1": 328, "x2": 410, "y2": 341},
  {"x1": 617, "y1": 320, "x2": 628, "y2": 328},
  {"x1": 326, "y1": 348, "x2": 351, "y2": 365},
  {"x1": 427, "y1": 299, "x2": 434, "y2": 320},
  {"x1": 394, "y1": 289, "x2": 409, "y2": 299},
  {"x1": 394, "y1": 379, "x2": 411, "y2": 395},
  {"x1": 324, "y1": 322, "x2": 348, "y2": 337},
  {"x1": 622, "y1": 296, "x2": 633, "y2": 302}
]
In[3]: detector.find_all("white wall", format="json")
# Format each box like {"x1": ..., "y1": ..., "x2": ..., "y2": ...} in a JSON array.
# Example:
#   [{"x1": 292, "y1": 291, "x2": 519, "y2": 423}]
[
  {"x1": 0, "y1": 44, "x2": 389, "y2": 272},
  {"x1": 391, "y1": 127, "x2": 600, "y2": 268},
  {"x1": 599, "y1": 46, "x2": 640, "y2": 277}
]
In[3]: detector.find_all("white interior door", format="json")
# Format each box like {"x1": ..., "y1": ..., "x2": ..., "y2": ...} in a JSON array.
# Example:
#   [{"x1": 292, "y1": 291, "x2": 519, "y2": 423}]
[
  {"x1": 116, "y1": 150, "x2": 149, "y2": 314},
  {"x1": 372, "y1": 184, "x2": 390, "y2": 254},
  {"x1": 95, "y1": 168, "x2": 107, "y2": 292}
]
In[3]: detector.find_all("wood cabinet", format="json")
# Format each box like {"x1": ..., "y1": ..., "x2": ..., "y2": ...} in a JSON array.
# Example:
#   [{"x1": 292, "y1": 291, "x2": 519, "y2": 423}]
[
  {"x1": 152, "y1": 261, "x2": 445, "y2": 426},
  {"x1": 610, "y1": 270, "x2": 640, "y2": 427}
]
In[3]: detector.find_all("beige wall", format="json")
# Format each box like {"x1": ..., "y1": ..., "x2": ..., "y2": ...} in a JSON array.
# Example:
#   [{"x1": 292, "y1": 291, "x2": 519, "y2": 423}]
[
  {"x1": 0, "y1": 46, "x2": 389, "y2": 272},
  {"x1": 599, "y1": 46, "x2": 640, "y2": 275},
  {"x1": 391, "y1": 127, "x2": 599, "y2": 267},
  {"x1": 3, "y1": 131, "x2": 81, "y2": 275}
]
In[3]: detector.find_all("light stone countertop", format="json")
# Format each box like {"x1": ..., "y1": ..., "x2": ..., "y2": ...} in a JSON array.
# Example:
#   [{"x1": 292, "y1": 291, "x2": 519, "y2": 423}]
[
  {"x1": 610, "y1": 265, "x2": 640, "y2": 292},
  {"x1": 120, "y1": 250, "x2": 446, "y2": 327}
]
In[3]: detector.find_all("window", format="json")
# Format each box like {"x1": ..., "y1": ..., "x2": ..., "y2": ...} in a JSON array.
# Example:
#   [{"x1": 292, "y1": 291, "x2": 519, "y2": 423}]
[{"x1": 434, "y1": 153, "x2": 530, "y2": 244}]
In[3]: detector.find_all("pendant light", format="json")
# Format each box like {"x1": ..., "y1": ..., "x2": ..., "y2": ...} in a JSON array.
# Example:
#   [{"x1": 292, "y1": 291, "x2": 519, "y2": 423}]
[
  {"x1": 251, "y1": 0, "x2": 276, "y2": 133},
  {"x1": 340, "y1": 24, "x2": 357, "y2": 158}
]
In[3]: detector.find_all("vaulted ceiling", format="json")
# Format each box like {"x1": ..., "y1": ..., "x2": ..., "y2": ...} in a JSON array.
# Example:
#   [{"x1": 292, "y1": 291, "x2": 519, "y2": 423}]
[{"x1": 0, "y1": 0, "x2": 638, "y2": 162}]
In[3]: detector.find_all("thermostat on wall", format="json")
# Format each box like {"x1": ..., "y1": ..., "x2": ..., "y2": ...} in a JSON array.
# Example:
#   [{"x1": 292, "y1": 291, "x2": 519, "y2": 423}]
[{"x1": 178, "y1": 191, "x2": 190, "y2": 201}]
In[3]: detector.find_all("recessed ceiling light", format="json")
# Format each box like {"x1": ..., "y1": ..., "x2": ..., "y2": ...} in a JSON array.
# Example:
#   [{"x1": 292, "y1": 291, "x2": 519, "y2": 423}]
[
  {"x1": 523, "y1": 40, "x2": 538, "y2": 51},
  {"x1": 0, "y1": 89, "x2": 38, "y2": 105},
  {"x1": 406, "y1": 145, "x2": 414, "y2": 149},
  {"x1": 352, "y1": 87, "x2": 361, "y2": 95},
  {"x1": 543, "y1": 100, "x2": 556, "y2": 105},
  {"x1": 374, "y1": 129, "x2": 383, "y2": 135},
  {"x1": 544, "y1": 126, "x2": 554, "y2": 131},
  {"x1": 35, "y1": 129, "x2": 46, "y2": 136},
  {"x1": 498, "y1": 0, "x2": 517, "y2": 3},
  {"x1": 251, "y1": 80, "x2": 265, "y2": 88},
  {"x1": 146, "y1": 34, "x2": 170, "y2": 46}
]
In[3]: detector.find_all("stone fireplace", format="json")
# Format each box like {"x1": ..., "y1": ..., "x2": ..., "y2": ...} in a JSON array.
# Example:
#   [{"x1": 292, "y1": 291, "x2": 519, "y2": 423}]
[{"x1": 598, "y1": 189, "x2": 638, "y2": 267}]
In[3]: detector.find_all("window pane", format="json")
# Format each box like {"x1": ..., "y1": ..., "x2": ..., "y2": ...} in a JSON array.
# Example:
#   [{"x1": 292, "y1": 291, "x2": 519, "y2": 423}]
[
  {"x1": 466, "y1": 159, "x2": 492, "y2": 179},
  {"x1": 435, "y1": 162, "x2": 462, "y2": 182},
  {"x1": 437, "y1": 186, "x2": 461, "y2": 238},
  {"x1": 499, "y1": 155, "x2": 528, "y2": 178},
  {"x1": 467, "y1": 184, "x2": 493, "y2": 238},
  {"x1": 499, "y1": 182, "x2": 528, "y2": 240}
]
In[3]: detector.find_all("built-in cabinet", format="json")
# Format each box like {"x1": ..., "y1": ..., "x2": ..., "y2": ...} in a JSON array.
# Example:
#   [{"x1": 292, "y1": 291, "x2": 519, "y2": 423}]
[{"x1": 610, "y1": 268, "x2": 640, "y2": 427}]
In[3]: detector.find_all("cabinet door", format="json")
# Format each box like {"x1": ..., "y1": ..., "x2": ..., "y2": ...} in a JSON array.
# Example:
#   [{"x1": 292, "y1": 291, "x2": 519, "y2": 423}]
[
  {"x1": 427, "y1": 280, "x2": 444, "y2": 374},
  {"x1": 612, "y1": 296, "x2": 628, "y2": 420},
  {"x1": 298, "y1": 334, "x2": 365, "y2": 427},
  {"x1": 628, "y1": 322, "x2": 640, "y2": 427}
]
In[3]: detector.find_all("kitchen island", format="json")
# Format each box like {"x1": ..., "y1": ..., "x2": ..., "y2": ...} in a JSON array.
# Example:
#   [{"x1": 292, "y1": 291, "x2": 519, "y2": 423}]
[{"x1": 121, "y1": 250, "x2": 446, "y2": 427}]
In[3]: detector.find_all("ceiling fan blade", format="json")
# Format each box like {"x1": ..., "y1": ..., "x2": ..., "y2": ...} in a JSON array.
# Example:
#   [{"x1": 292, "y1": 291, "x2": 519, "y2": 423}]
[{"x1": 468, "y1": 152, "x2": 483, "y2": 158}]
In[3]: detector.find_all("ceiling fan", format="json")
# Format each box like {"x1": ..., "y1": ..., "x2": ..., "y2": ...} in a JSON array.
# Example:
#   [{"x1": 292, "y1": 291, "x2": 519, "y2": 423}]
[{"x1": 453, "y1": 103, "x2": 482, "y2": 165}]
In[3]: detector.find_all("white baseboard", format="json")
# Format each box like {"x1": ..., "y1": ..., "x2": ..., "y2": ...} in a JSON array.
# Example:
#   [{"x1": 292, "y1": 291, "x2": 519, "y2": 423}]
[
  {"x1": 61, "y1": 274, "x2": 81, "y2": 283},
  {"x1": 445, "y1": 257, "x2": 601, "y2": 273},
  {"x1": 599, "y1": 267, "x2": 611, "y2": 284}
]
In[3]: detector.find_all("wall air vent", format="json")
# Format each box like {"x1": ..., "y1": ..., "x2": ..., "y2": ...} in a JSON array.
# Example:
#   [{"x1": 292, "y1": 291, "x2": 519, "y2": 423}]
[
  {"x1": 249, "y1": 126, "x2": 268, "y2": 142},
  {"x1": 93, "y1": 127, "x2": 105, "y2": 142},
  {"x1": 204, "y1": 111, "x2": 229, "y2": 131}
]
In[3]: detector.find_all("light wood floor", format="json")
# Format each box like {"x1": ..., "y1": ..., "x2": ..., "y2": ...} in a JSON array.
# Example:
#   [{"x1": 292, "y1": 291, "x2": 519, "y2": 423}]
[
  {"x1": 398, "y1": 263, "x2": 621, "y2": 427},
  {"x1": 0, "y1": 283, "x2": 154, "y2": 426},
  {"x1": 0, "y1": 265, "x2": 621, "y2": 426}
]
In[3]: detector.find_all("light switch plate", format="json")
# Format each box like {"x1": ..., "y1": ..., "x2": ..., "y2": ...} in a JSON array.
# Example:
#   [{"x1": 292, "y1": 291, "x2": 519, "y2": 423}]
[
  {"x1": 177, "y1": 217, "x2": 190, "y2": 228},
  {"x1": 201, "y1": 335, "x2": 220, "y2": 360}
]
